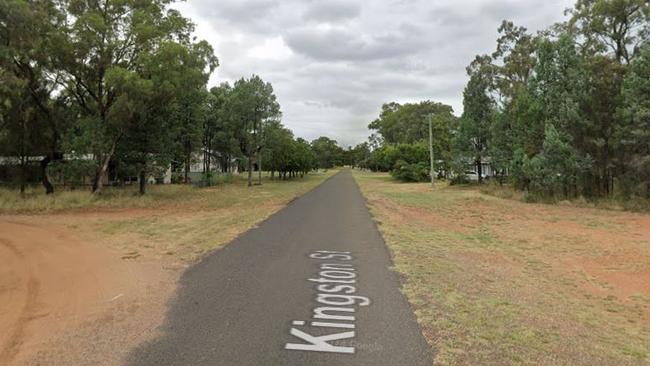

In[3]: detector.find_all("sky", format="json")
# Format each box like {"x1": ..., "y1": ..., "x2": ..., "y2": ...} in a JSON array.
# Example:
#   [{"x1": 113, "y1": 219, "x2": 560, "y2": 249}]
[{"x1": 173, "y1": 0, "x2": 576, "y2": 148}]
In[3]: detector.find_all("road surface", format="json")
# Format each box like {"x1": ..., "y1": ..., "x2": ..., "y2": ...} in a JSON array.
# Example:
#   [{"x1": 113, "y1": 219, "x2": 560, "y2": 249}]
[{"x1": 127, "y1": 170, "x2": 432, "y2": 365}]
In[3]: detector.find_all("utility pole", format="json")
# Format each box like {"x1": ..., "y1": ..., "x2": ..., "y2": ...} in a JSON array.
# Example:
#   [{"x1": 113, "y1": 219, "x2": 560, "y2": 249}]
[{"x1": 428, "y1": 113, "x2": 435, "y2": 188}]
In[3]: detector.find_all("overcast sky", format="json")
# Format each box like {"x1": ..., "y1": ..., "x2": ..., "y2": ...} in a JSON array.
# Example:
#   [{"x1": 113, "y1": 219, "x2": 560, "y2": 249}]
[{"x1": 173, "y1": 0, "x2": 575, "y2": 148}]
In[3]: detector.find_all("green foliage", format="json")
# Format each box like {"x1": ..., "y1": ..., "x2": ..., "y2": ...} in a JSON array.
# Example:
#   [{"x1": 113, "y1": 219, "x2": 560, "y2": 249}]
[
  {"x1": 369, "y1": 101, "x2": 455, "y2": 146},
  {"x1": 390, "y1": 161, "x2": 430, "y2": 182},
  {"x1": 522, "y1": 124, "x2": 590, "y2": 198},
  {"x1": 311, "y1": 136, "x2": 344, "y2": 169},
  {"x1": 365, "y1": 100, "x2": 455, "y2": 181},
  {"x1": 454, "y1": 72, "x2": 494, "y2": 183},
  {"x1": 194, "y1": 173, "x2": 234, "y2": 188},
  {"x1": 617, "y1": 44, "x2": 650, "y2": 197},
  {"x1": 49, "y1": 157, "x2": 95, "y2": 189},
  {"x1": 0, "y1": 0, "x2": 319, "y2": 197},
  {"x1": 439, "y1": 2, "x2": 650, "y2": 202},
  {"x1": 227, "y1": 75, "x2": 281, "y2": 186}
]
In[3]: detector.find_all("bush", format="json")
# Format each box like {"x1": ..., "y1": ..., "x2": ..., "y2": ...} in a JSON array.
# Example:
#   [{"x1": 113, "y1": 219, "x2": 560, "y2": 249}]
[
  {"x1": 194, "y1": 172, "x2": 234, "y2": 187},
  {"x1": 449, "y1": 173, "x2": 469, "y2": 185},
  {"x1": 390, "y1": 160, "x2": 430, "y2": 182}
]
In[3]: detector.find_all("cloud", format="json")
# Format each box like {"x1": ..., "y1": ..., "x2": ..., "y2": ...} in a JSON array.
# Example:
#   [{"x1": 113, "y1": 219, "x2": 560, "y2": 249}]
[
  {"x1": 175, "y1": 0, "x2": 575, "y2": 147},
  {"x1": 283, "y1": 26, "x2": 427, "y2": 61},
  {"x1": 302, "y1": 1, "x2": 362, "y2": 22}
]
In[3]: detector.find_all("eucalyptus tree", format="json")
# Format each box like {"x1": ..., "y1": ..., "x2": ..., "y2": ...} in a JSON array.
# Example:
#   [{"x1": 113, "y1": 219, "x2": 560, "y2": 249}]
[
  {"x1": 116, "y1": 40, "x2": 216, "y2": 193},
  {"x1": 49, "y1": 0, "x2": 210, "y2": 193},
  {"x1": 618, "y1": 45, "x2": 650, "y2": 197},
  {"x1": 368, "y1": 101, "x2": 455, "y2": 146},
  {"x1": 0, "y1": 0, "x2": 66, "y2": 194},
  {"x1": 568, "y1": 0, "x2": 650, "y2": 64},
  {"x1": 203, "y1": 83, "x2": 234, "y2": 180},
  {"x1": 311, "y1": 136, "x2": 343, "y2": 169},
  {"x1": 455, "y1": 72, "x2": 495, "y2": 184},
  {"x1": 262, "y1": 121, "x2": 294, "y2": 179},
  {"x1": 227, "y1": 75, "x2": 281, "y2": 187}
]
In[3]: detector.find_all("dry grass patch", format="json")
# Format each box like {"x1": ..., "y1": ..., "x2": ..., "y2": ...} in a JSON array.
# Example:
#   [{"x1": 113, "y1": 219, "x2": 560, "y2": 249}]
[
  {"x1": 353, "y1": 170, "x2": 650, "y2": 365},
  {"x1": 3, "y1": 171, "x2": 336, "y2": 262}
]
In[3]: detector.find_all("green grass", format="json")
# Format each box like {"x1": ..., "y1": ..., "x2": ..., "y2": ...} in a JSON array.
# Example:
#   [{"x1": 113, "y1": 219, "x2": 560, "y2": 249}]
[{"x1": 353, "y1": 170, "x2": 650, "y2": 366}]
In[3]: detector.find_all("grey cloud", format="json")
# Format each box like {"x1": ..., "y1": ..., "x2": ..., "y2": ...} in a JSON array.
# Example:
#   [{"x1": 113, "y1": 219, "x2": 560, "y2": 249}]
[
  {"x1": 195, "y1": 0, "x2": 277, "y2": 24},
  {"x1": 302, "y1": 1, "x2": 362, "y2": 22},
  {"x1": 283, "y1": 26, "x2": 427, "y2": 61},
  {"x1": 178, "y1": 0, "x2": 575, "y2": 146}
]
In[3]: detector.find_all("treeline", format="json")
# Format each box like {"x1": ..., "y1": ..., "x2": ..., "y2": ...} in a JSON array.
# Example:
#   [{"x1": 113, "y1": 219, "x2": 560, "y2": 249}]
[
  {"x1": 352, "y1": 101, "x2": 458, "y2": 182},
  {"x1": 355, "y1": 0, "x2": 650, "y2": 200},
  {"x1": 0, "y1": 0, "x2": 329, "y2": 195},
  {"x1": 459, "y1": 0, "x2": 649, "y2": 199}
]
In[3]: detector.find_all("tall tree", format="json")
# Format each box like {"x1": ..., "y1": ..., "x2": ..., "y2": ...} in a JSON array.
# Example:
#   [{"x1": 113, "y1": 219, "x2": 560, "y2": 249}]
[
  {"x1": 456, "y1": 73, "x2": 494, "y2": 184},
  {"x1": 204, "y1": 83, "x2": 233, "y2": 180},
  {"x1": 311, "y1": 137, "x2": 343, "y2": 169},
  {"x1": 618, "y1": 45, "x2": 650, "y2": 197},
  {"x1": 115, "y1": 40, "x2": 216, "y2": 194},
  {"x1": 368, "y1": 101, "x2": 455, "y2": 145},
  {"x1": 228, "y1": 75, "x2": 281, "y2": 187},
  {"x1": 1, "y1": 0, "x2": 66, "y2": 194},
  {"x1": 568, "y1": 0, "x2": 650, "y2": 64},
  {"x1": 50, "y1": 0, "x2": 200, "y2": 193}
]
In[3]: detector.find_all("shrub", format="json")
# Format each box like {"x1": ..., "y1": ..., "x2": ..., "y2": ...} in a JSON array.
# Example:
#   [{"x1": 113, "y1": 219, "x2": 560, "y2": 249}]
[
  {"x1": 390, "y1": 160, "x2": 430, "y2": 182},
  {"x1": 194, "y1": 173, "x2": 234, "y2": 187}
]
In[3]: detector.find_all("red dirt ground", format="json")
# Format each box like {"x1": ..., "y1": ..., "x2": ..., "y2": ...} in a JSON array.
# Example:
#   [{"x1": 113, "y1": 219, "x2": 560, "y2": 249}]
[{"x1": 0, "y1": 217, "x2": 177, "y2": 365}]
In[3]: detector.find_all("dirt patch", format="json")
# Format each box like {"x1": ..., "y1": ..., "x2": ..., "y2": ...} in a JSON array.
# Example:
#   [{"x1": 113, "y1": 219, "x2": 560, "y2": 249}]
[
  {"x1": 0, "y1": 174, "x2": 336, "y2": 365},
  {"x1": 371, "y1": 197, "x2": 475, "y2": 233},
  {"x1": 0, "y1": 218, "x2": 177, "y2": 366}
]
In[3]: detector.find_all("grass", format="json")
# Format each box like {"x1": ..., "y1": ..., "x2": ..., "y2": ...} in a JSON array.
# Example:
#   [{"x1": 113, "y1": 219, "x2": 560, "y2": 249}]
[
  {"x1": 0, "y1": 172, "x2": 331, "y2": 214},
  {"x1": 2, "y1": 171, "x2": 337, "y2": 262},
  {"x1": 353, "y1": 170, "x2": 650, "y2": 365},
  {"x1": 478, "y1": 181, "x2": 650, "y2": 213},
  {"x1": 0, "y1": 184, "x2": 198, "y2": 214}
]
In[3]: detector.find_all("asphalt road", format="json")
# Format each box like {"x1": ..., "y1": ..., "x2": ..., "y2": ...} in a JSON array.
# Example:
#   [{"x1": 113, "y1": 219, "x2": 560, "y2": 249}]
[{"x1": 127, "y1": 169, "x2": 432, "y2": 366}]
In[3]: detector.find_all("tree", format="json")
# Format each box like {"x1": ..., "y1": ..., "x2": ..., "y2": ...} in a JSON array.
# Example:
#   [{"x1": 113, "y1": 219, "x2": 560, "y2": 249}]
[
  {"x1": 618, "y1": 44, "x2": 650, "y2": 197},
  {"x1": 228, "y1": 75, "x2": 281, "y2": 187},
  {"x1": 262, "y1": 121, "x2": 295, "y2": 179},
  {"x1": 368, "y1": 101, "x2": 455, "y2": 146},
  {"x1": 0, "y1": 0, "x2": 66, "y2": 194},
  {"x1": 311, "y1": 137, "x2": 343, "y2": 169},
  {"x1": 204, "y1": 83, "x2": 234, "y2": 181},
  {"x1": 350, "y1": 142, "x2": 371, "y2": 169},
  {"x1": 456, "y1": 73, "x2": 494, "y2": 184},
  {"x1": 568, "y1": 0, "x2": 650, "y2": 64},
  {"x1": 118, "y1": 40, "x2": 216, "y2": 194},
  {"x1": 524, "y1": 124, "x2": 586, "y2": 198},
  {"x1": 50, "y1": 0, "x2": 203, "y2": 193},
  {"x1": 0, "y1": 86, "x2": 45, "y2": 194},
  {"x1": 293, "y1": 138, "x2": 317, "y2": 177}
]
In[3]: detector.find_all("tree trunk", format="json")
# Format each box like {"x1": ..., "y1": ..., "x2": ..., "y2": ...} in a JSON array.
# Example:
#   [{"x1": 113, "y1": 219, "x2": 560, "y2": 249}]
[
  {"x1": 476, "y1": 157, "x2": 483, "y2": 184},
  {"x1": 258, "y1": 151, "x2": 262, "y2": 185},
  {"x1": 20, "y1": 154, "x2": 26, "y2": 197},
  {"x1": 41, "y1": 153, "x2": 62, "y2": 194},
  {"x1": 139, "y1": 168, "x2": 146, "y2": 195},
  {"x1": 247, "y1": 155, "x2": 253, "y2": 187},
  {"x1": 92, "y1": 138, "x2": 119, "y2": 194},
  {"x1": 184, "y1": 156, "x2": 190, "y2": 184}
]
